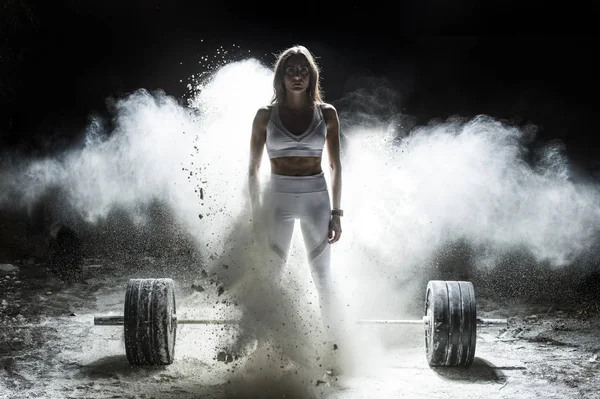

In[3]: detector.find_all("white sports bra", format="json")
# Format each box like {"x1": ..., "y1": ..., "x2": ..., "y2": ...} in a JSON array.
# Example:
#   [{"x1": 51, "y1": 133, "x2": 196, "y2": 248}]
[{"x1": 266, "y1": 104, "x2": 327, "y2": 159}]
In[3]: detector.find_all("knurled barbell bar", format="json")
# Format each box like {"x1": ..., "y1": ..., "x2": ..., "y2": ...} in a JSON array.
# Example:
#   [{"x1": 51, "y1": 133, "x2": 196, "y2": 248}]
[{"x1": 93, "y1": 278, "x2": 507, "y2": 367}]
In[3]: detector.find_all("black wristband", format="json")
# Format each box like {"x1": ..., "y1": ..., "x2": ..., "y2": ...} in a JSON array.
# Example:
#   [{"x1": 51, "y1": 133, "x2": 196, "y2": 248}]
[{"x1": 331, "y1": 209, "x2": 343, "y2": 217}]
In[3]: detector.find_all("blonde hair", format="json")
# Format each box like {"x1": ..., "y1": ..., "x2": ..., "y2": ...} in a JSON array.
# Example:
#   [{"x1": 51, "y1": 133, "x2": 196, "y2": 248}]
[{"x1": 271, "y1": 45, "x2": 323, "y2": 105}]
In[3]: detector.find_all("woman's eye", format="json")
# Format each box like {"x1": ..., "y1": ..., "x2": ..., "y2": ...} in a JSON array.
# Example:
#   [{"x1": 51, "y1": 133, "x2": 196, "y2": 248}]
[{"x1": 285, "y1": 66, "x2": 310, "y2": 76}]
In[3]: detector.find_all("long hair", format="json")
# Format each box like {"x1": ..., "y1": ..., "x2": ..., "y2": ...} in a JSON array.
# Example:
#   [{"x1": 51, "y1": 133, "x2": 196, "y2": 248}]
[{"x1": 271, "y1": 45, "x2": 323, "y2": 105}]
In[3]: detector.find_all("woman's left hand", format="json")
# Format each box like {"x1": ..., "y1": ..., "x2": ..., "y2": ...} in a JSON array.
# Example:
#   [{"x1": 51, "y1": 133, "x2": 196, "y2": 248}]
[{"x1": 328, "y1": 215, "x2": 342, "y2": 244}]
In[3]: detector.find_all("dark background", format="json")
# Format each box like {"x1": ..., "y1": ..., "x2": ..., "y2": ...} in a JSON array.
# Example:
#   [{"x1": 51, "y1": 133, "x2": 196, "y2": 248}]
[
  {"x1": 1, "y1": 1, "x2": 600, "y2": 302},
  {"x1": 1, "y1": 1, "x2": 599, "y2": 170}
]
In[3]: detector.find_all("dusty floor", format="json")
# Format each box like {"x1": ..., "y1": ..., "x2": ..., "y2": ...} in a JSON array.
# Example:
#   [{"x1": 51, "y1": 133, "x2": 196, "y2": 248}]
[{"x1": 1, "y1": 256, "x2": 599, "y2": 399}]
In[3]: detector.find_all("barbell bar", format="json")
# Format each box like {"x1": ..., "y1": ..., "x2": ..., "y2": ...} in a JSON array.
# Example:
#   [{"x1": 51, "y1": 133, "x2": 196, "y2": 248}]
[
  {"x1": 94, "y1": 316, "x2": 239, "y2": 325},
  {"x1": 94, "y1": 316, "x2": 506, "y2": 327},
  {"x1": 356, "y1": 317, "x2": 507, "y2": 326},
  {"x1": 92, "y1": 278, "x2": 508, "y2": 368}
]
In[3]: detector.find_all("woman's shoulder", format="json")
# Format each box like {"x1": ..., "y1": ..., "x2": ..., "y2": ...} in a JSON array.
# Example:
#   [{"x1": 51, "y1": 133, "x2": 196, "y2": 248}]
[
  {"x1": 257, "y1": 104, "x2": 277, "y2": 113},
  {"x1": 253, "y1": 104, "x2": 274, "y2": 125},
  {"x1": 317, "y1": 102, "x2": 338, "y2": 120},
  {"x1": 317, "y1": 102, "x2": 336, "y2": 111},
  {"x1": 256, "y1": 103, "x2": 275, "y2": 111}
]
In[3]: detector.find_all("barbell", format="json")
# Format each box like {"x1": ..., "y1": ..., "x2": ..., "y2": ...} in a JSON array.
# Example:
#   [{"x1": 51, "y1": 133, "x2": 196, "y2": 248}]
[{"x1": 93, "y1": 278, "x2": 507, "y2": 367}]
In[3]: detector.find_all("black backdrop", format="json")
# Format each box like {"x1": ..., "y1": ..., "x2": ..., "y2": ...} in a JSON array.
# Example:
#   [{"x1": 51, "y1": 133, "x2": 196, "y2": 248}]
[{"x1": 2, "y1": 1, "x2": 598, "y2": 169}]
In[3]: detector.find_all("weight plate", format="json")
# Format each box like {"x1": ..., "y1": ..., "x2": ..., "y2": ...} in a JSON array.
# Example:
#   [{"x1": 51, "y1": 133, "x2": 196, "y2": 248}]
[
  {"x1": 124, "y1": 278, "x2": 177, "y2": 365},
  {"x1": 425, "y1": 280, "x2": 476, "y2": 367}
]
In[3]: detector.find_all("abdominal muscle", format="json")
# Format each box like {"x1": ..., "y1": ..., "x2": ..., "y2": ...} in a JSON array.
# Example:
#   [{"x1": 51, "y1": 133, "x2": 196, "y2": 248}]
[{"x1": 270, "y1": 156, "x2": 322, "y2": 176}]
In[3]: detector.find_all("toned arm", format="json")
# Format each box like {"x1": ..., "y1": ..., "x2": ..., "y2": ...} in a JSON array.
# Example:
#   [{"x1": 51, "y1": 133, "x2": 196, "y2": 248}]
[
  {"x1": 323, "y1": 103, "x2": 342, "y2": 210},
  {"x1": 322, "y1": 103, "x2": 342, "y2": 244},
  {"x1": 248, "y1": 106, "x2": 270, "y2": 216}
]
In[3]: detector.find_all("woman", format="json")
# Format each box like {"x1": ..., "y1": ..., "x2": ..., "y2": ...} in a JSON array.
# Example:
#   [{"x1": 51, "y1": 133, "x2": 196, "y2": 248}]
[{"x1": 248, "y1": 45, "x2": 345, "y2": 373}]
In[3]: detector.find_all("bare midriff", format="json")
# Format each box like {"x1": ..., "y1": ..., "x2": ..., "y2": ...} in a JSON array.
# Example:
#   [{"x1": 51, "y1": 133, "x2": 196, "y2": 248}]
[{"x1": 270, "y1": 156, "x2": 323, "y2": 176}]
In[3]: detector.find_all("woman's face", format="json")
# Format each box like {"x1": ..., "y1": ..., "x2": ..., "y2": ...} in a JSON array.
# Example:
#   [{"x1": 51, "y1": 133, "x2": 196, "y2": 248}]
[{"x1": 283, "y1": 54, "x2": 310, "y2": 94}]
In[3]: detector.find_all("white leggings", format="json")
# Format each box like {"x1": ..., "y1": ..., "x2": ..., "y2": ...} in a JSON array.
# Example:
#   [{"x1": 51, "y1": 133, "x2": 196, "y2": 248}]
[{"x1": 263, "y1": 173, "x2": 341, "y2": 341}]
